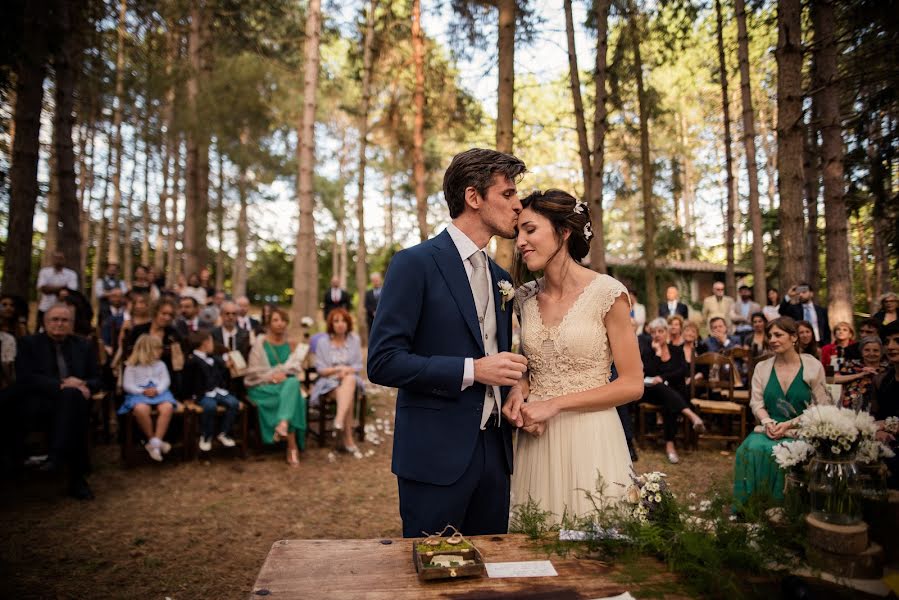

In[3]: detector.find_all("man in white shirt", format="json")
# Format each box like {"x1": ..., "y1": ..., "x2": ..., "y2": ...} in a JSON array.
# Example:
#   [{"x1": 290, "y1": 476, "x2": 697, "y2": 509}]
[
  {"x1": 729, "y1": 285, "x2": 761, "y2": 337},
  {"x1": 235, "y1": 296, "x2": 261, "y2": 333},
  {"x1": 323, "y1": 276, "x2": 350, "y2": 318},
  {"x1": 36, "y1": 251, "x2": 79, "y2": 330}
]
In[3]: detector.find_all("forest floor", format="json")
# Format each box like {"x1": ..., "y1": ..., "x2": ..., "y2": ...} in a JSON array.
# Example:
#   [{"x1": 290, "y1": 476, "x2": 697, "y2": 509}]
[{"x1": 0, "y1": 387, "x2": 736, "y2": 599}]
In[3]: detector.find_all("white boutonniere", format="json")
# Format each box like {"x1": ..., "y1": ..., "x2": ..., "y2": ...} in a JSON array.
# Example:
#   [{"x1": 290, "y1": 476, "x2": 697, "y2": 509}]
[{"x1": 497, "y1": 280, "x2": 514, "y2": 311}]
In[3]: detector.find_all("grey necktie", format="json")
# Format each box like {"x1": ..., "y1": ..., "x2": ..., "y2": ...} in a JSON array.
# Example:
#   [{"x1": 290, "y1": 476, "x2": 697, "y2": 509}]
[
  {"x1": 469, "y1": 250, "x2": 489, "y2": 328},
  {"x1": 54, "y1": 341, "x2": 69, "y2": 380}
]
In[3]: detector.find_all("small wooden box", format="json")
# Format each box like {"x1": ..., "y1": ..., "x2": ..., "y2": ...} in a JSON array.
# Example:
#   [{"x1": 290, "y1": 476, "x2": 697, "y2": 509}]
[{"x1": 412, "y1": 541, "x2": 486, "y2": 581}]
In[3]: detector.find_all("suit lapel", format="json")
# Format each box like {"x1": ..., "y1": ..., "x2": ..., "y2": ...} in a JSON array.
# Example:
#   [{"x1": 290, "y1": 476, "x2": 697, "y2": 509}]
[
  {"x1": 431, "y1": 230, "x2": 484, "y2": 352},
  {"x1": 489, "y1": 260, "x2": 509, "y2": 352}
]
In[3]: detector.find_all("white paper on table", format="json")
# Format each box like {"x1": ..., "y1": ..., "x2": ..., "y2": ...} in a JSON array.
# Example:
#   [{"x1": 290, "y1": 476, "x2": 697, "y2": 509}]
[
  {"x1": 587, "y1": 594, "x2": 637, "y2": 600},
  {"x1": 485, "y1": 561, "x2": 558, "y2": 578}
]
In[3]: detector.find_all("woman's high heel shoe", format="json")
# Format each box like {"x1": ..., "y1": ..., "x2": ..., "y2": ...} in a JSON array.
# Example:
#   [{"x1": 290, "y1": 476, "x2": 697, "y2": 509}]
[
  {"x1": 286, "y1": 449, "x2": 300, "y2": 468},
  {"x1": 273, "y1": 423, "x2": 289, "y2": 442}
]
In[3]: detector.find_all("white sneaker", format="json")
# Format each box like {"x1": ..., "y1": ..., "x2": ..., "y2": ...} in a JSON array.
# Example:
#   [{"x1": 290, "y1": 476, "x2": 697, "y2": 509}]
[
  {"x1": 199, "y1": 437, "x2": 212, "y2": 452},
  {"x1": 145, "y1": 443, "x2": 163, "y2": 462},
  {"x1": 217, "y1": 433, "x2": 236, "y2": 448},
  {"x1": 159, "y1": 441, "x2": 172, "y2": 455}
]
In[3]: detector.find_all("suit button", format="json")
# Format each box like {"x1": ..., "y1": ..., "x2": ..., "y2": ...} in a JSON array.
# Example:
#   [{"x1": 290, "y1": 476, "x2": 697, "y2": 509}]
[{"x1": 487, "y1": 389, "x2": 494, "y2": 398}]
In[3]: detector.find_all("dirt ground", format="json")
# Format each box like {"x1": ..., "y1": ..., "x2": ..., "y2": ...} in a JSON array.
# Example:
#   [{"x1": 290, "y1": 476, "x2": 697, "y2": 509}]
[{"x1": 0, "y1": 388, "x2": 735, "y2": 599}]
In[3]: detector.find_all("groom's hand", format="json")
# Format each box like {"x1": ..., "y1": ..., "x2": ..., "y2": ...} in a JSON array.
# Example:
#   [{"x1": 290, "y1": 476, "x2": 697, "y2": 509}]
[
  {"x1": 474, "y1": 352, "x2": 527, "y2": 387},
  {"x1": 502, "y1": 385, "x2": 526, "y2": 427}
]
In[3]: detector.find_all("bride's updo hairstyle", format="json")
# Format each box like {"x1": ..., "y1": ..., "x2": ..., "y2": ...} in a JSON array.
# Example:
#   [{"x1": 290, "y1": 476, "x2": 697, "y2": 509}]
[
  {"x1": 513, "y1": 189, "x2": 593, "y2": 285},
  {"x1": 520, "y1": 189, "x2": 592, "y2": 262}
]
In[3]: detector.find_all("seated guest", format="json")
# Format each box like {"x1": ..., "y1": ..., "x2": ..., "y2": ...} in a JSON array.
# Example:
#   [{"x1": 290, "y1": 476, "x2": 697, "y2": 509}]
[
  {"x1": 704, "y1": 316, "x2": 740, "y2": 353},
  {"x1": 796, "y1": 320, "x2": 821, "y2": 360},
  {"x1": 199, "y1": 267, "x2": 215, "y2": 301},
  {"x1": 181, "y1": 272, "x2": 208, "y2": 306},
  {"x1": 873, "y1": 321, "x2": 899, "y2": 488},
  {"x1": 667, "y1": 314, "x2": 685, "y2": 347},
  {"x1": 311, "y1": 308, "x2": 366, "y2": 454},
  {"x1": 733, "y1": 317, "x2": 831, "y2": 508},
  {"x1": 260, "y1": 303, "x2": 276, "y2": 333},
  {"x1": 629, "y1": 289, "x2": 647, "y2": 336},
  {"x1": 124, "y1": 299, "x2": 183, "y2": 385},
  {"x1": 59, "y1": 289, "x2": 94, "y2": 337},
  {"x1": 99, "y1": 288, "x2": 126, "y2": 352},
  {"x1": 836, "y1": 336, "x2": 888, "y2": 412},
  {"x1": 129, "y1": 265, "x2": 160, "y2": 302},
  {"x1": 682, "y1": 321, "x2": 706, "y2": 386},
  {"x1": 873, "y1": 292, "x2": 898, "y2": 330},
  {"x1": 236, "y1": 296, "x2": 262, "y2": 334},
  {"x1": 117, "y1": 292, "x2": 151, "y2": 356},
  {"x1": 641, "y1": 318, "x2": 705, "y2": 464},
  {"x1": 175, "y1": 296, "x2": 202, "y2": 338},
  {"x1": 183, "y1": 331, "x2": 239, "y2": 452},
  {"x1": 95, "y1": 262, "x2": 127, "y2": 326},
  {"x1": 212, "y1": 301, "x2": 251, "y2": 394},
  {"x1": 0, "y1": 330, "x2": 15, "y2": 388},
  {"x1": 742, "y1": 312, "x2": 768, "y2": 359},
  {"x1": 244, "y1": 307, "x2": 307, "y2": 468},
  {"x1": 13, "y1": 304, "x2": 100, "y2": 499},
  {"x1": 845, "y1": 319, "x2": 881, "y2": 361},
  {"x1": 820, "y1": 321, "x2": 854, "y2": 374},
  {"x1": 118, "y1": 334, "x2": 178, "y2": 462},
  {"x1": 763, "y1": 288, "x2": 782, "y2": 322},
  {"x1": 0, "y1": 294, "x2": 29, "y2": 339},
  {"x1": 730, "y1": 285, "x2": 761, "y2": 338}
]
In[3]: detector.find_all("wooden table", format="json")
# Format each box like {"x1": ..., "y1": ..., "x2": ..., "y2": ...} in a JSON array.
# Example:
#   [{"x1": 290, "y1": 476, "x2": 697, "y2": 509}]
[{"x1": 250, "y1": 534, "x2": 678, "y2": 599}]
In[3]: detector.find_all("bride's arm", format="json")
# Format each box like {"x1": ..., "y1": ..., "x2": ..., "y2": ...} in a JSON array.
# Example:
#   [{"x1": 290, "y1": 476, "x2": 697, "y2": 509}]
[{"x1": 520, "y1": 296, "x2": 644, "y2": 425}]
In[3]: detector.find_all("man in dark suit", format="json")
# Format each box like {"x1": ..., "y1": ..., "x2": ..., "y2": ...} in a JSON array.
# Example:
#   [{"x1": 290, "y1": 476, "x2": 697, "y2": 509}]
[
  {"x1": 779, "y1": 282, "x2": 832, "y2": 346},
  {"x1": 211, "y1": 301, "x2": 251, "y2": 396},
  {"x1": 323, "y1": 276, "x2": 351, "y2": 319},
  {"x1": 364, "y1": 272, "x2": 383, "y2": 333},
  {"x1": 659, "y1": 285, "x2": 689, "y2": 319},
  {"x1": 235, "y1": 296, "x2": 261, "y2": 334},
  {"x1": 368, "y1": 148, "x2": 528, "y2": 537},
  {"x1": 175, "y1": 296, "x2": 202, "y2": 339},
  {"x1": 13, "y1": 304, "x2": 100, "y2": 499}
]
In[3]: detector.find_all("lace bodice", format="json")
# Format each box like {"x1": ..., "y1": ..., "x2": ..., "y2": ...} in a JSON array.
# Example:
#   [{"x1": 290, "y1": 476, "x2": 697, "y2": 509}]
[{"x1": 515, "y1": 274, "x2": 628, "y2": 399}]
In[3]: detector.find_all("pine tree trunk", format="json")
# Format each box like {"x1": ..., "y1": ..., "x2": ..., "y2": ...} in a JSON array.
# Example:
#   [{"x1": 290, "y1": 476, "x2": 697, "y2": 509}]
[
  {"x1": 233, "y1": 167, "x2": 249, "y2": 298},
  {"x1": 291, "y1": 0, "x2": 322, "y2": 323},
  {"x1": 411, "y1": 0, "x2": 428, "y2": 242},
  {"x1": 44, "y1": 127, "x2": 60, "y2": 265},
  {"x1": 184, "y1": 1, "x2": 209, "y2": 278},
  {"x1": 215, "y1": 148, "x2": 225, "y2": 291},
  {"x1": 90, "y1": 129, "x2": 114, "y2": 316},
  {"x1": 384, "y1": 166, "x2": 395, "y2": 248},
  {"x1": 493, "y1": 0, "x2": 516, "y2": 270},
  {"x1": 79, "y1": 119, "x2": 95, "y2": 287},
  {"x1": 855, "y1": 215, "x2": 874, "y2": 314},
  {"x1": 803, "y1": 115, "x2": 821, "y2": 285},
  {"x1": 715, "y1": 0, "x2": 737, "y2": 297},
  {"x1": 167, "y1": 137, "x2": 182, "y2": 286},
  {"x1": 564, "y1": 0, "x2": 592, "y2": 204},
  {"x1": 123, "y1": 141, "x2": 137, "y2": 288},
  {"x1": 812, "y1": 0, "x2": 852, "y2": 326},
  {"x1": 354, "y1": 0, "x2": 378, "y2": 344},
  {"x1": 629, "y1": 2, "x2": 658, "y2": 318},
  {"x1": 869, "y1": 122, "x2": 890, "y2": 302},
  {"x1": 140, "y1": 118, "x2": 152, "y2": 267},
  {"x1": 2, "y1": 0, "x2": 49, "y2": 299},
  {"x1": 589, "y1": 0, "x2": 611, "y2": 273},
  {"x1": 735, "y1": 0, "x2": 766, "y2": 303},
  {"x1": 107, "y1": 0, "x2": 127, "y2": 269},
  {"x1": 775, "y1": 0, "x2": 807, "y2": 287}
]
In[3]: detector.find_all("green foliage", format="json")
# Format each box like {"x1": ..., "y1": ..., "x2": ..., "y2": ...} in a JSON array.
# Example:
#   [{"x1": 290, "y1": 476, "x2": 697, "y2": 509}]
[{"x1": 247, "y1": 242, "x2": 294, "y2": 303}]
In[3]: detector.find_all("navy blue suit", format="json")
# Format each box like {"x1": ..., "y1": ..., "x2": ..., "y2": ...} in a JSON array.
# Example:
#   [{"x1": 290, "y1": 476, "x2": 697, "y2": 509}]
[{"x1": 368, "y1": 229, "x2": 515, "y2": 537}]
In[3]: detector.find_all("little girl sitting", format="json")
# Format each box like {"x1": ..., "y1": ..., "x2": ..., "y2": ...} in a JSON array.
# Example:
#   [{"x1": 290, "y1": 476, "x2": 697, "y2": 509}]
[{"x1": 119, "y1": 333, "x2": 178, "y2": 461}]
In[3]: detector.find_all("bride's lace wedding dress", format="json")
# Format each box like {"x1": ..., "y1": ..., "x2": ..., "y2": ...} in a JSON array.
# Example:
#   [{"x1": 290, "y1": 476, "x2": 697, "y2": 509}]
[{"x1": 511, "y1": 274, "x2": 633, "y2": 522}]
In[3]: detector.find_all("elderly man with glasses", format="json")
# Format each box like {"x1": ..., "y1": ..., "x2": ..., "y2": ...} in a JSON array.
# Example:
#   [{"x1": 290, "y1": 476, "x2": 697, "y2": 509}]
[
  {"x1": 11, "y1": 304, "x2": 100, "y2": 499},
  {"x1": 702, "y1": 281, "x2": 735, "y2": 332}
]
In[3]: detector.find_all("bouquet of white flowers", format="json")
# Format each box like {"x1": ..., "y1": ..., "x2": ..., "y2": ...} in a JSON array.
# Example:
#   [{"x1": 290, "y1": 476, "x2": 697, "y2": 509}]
[
  {"x1": 624, "y1": 471, "x2": 670, "y2": 524},
  {"x1": 795, "y1": 405, "x2": 867, "y2": 457},
  {"x1": 771, "y1": 439, "x2": 815, "y2": 469},
  {"x1": 856, "y1": 437, "x2": 896, "y2": 464},
  {"x1": 883, "y1": 416, "x2": 899, "y2": 434}
]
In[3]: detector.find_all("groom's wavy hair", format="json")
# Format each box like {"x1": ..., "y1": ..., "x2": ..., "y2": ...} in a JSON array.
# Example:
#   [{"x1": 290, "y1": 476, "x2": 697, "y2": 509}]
[
  {"x1": 442, "y1": 148, "x2": 527, "y2": 218},
  {"x1": 512, "y1": 189, "x2": 591, "y2": 286}
]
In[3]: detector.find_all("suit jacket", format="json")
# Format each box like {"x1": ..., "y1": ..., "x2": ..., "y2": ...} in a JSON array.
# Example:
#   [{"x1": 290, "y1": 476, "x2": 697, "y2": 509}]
[
  {"x1": 364, "y1": 288, "x2": 381, "y2": 326},
  {"x1": 183, "y1": 352, "x2": 229, "y2": 400},
  {"x1": 212, "y1": 326, "x2": 251, "y2": 360},
  {"x1": 367, "y1": 229, "x2": 514, "y2": 486},
  {"x1": 659, "y1": 301, "x2": 689, "y2": 319},
  {"x1": 702, "y1": 295, "x2": 735, "y2": 328},
  {"x1": 323, "y1": 288, "x2": 351, "y2": 317},
  {"x1": 15, "y1": 333, "x2": 101, "y2": 395},
  {"x1": 779, "y1": 300, "x2": 832, "y2": 346},
  {"x1": 729, "y1": 300, "x2": 762, "y2": 331},
  {"x1": 237, "y1": 316, "x2": 261, "y2": 334}
]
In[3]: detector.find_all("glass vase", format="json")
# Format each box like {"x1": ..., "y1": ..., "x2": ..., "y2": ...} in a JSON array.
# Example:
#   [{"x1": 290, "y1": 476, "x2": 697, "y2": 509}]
[
  {"x1": 783, "y1": 469, "x2": 809, "y2": 513},
  {"x1": 807, "y1": 454, "x2": 862, "y2": 525}
]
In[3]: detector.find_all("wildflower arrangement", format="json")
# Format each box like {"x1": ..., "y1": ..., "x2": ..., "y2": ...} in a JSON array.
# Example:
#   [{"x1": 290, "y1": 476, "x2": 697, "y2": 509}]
[
  {"x1": 855, "y1": 437, "x2": 896, "y2": 464},
  {"x1": 794, "y1": 405, "x2": 869, "y2": 457},
  {"x1": 771, "y1": 439, "x2": 815, "y2": 470},
  {"x1": 624, "y1": 471, "x2": 670, "y2": 523}
]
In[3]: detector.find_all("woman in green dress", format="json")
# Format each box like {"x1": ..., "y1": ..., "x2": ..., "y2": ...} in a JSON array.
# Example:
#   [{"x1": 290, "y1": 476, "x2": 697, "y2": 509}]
[
  {"x1": 733, "y1": 317, "x2": 831, "y2": 508},
  {"x1": 245, "y1": 307, "x2": 308, "y2": 467}
]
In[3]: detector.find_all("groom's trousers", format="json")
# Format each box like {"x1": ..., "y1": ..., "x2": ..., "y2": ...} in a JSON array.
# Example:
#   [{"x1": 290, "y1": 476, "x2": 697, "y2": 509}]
[{"x1": 397, "y1": 421, "x2": 510, "y2": 538}]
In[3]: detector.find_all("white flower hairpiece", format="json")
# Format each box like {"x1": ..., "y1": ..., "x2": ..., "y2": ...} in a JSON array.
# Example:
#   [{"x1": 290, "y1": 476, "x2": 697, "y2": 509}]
[
  {"x1": 583, "y1": 221, "x2": 594, "y2": 241},
  {"x1": 573, "y1": 201, "x2": 588, "y2": 215}
]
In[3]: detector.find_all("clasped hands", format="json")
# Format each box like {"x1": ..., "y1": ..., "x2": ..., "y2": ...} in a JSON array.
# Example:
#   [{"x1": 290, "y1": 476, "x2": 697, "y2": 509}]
[
  {"x1": 764, "y1": 420, "x2": 793, "y2": 440},
  {"x1": 474, "y1": 353, "x2": 549, "y2": 437},
  {"x1": 60, "y1": 376, "x2": 90, "y2": 399}
]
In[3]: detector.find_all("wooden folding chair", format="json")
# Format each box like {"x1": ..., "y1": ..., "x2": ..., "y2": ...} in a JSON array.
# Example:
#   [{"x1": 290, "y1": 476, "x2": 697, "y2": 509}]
[
  {"x1": 121, "y1": 401, "x2": 192, "y2": 467},
  {"x1": 306, "y1": 386, "x2": 367, "y2": 448},
  {"x1": 689, "y1": 353, "x2": 747, "y2": 449},
  {"x1": 184, "y1": 399, "x2": 249, "y2": 459}
]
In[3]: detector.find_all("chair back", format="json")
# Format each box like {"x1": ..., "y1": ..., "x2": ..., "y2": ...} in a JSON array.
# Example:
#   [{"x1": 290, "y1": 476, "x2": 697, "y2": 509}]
[
  {"x1": 690, "y1": 352, "x2": 735, "y2": 401},
  {"x1": 747, "y1": 352, "x2": 774, "y2": 387}
]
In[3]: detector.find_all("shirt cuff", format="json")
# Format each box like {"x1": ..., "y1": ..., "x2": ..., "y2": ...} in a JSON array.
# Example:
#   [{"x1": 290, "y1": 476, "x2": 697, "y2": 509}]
[{"x1": 461, "y1": 358, "x2": 474, "y2": 391}]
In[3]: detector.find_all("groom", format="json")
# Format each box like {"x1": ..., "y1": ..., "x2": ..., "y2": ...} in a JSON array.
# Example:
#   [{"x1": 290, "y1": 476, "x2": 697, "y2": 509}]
[{"x1": 368, "y1": 148, "x2": 529, "y2": 538}]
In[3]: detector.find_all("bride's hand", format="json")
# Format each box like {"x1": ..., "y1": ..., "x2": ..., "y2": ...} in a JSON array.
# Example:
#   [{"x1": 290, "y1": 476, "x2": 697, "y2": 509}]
[
  {"x1": 522, "y1": 423, "x2": 545, "y2": 437},
  {"x1": 521, "y1": 399, "x2": 559, "y2": 427},
  {"x1": 502, "y1": 385, "x2": 527, "y2": 428}
]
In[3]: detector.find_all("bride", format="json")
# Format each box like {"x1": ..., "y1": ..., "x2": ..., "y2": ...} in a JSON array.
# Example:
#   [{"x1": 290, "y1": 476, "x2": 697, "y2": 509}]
[{"x1": 503, "y1": 189, "x2": 644, "y2": 522}]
